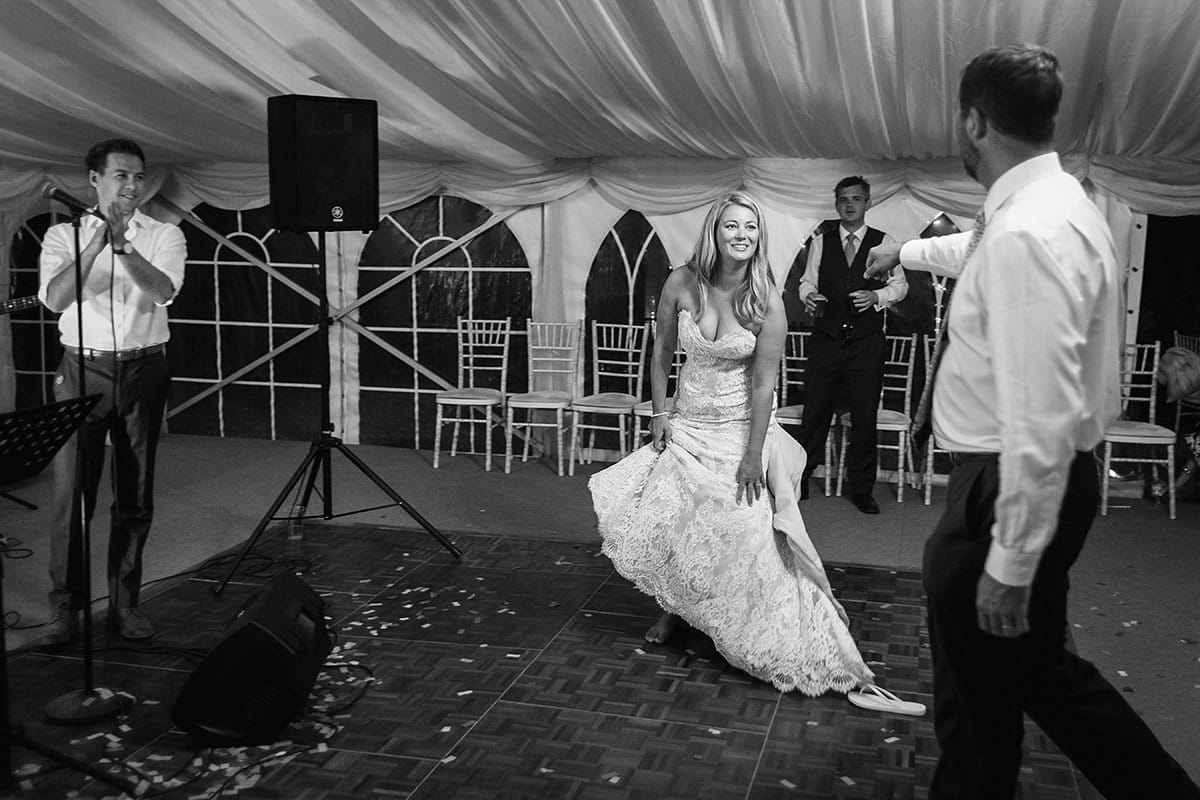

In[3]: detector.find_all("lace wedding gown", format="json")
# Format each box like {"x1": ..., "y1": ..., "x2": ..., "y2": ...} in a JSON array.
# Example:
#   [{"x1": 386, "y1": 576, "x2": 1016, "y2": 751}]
[{"x1": 590, "y1": 309, "x2": 874, "y2": 695}]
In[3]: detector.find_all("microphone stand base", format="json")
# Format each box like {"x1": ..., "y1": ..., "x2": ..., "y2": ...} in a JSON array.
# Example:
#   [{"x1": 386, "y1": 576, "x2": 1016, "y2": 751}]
[{"x1": 44, "y1": 688, "x2": 134, "y2": 726}]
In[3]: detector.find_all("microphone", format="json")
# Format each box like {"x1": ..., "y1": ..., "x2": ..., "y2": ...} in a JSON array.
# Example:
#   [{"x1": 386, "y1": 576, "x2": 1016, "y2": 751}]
[{"x1": 41, "y1": 182, "x2": 104, "y2": 220}]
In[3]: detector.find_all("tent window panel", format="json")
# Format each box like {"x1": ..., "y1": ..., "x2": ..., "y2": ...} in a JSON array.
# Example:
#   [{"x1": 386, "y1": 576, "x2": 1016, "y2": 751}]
[
  {"x1": 11, "y1": 322, "x2": 56, "y2": 373},
  {"x1": 182, "y1": 207, "x2": 242, "y2": 261},
  {"x1": 217, "y1": 263, "x2": 268, "y2": 323},
  {"x1": 415, "y1": 271, "x2": 469, "y2": 326},
  {"x1": 465, "y1": 224, "x2": 526, "y2": 268},
  {"x1": 472, "y1": 272, "x2": 532, "y2": 322},
  {"x1": 271, "y1": 272, "x2": 321, "y2": 326},
  {"x1": 1143, "y1": 214, "x2": 1200, "y2": 343},
  {"x1": 176, "y1": 263, "x2": 216, "y2": 319},
  {"x1": 358, "y1": 331, "x2": 415, "y2": 388},
  {"x1": 169, "y1": 324, "x2": 218, "y2": 379},
  {"x1": 887, "y1": 270, "x2": 941, "y2": 339},
  {"x1": 219, "y1": 384, "x2": 273, "y2": 438},
  {"x1": 414, "y1": 389, "x2": 439, "y2": 450},
  {"x1": 357, "y1": 272, "x2": 413, "y2": 328},
  {"x1": 272, "y1": 275, "x2": 319, "y2": 326},
  {"x1": 783, "y1": 247, "x2": 806, "y2": 330},
  {"x1": 166, "y1": 386, "x2": 220, "y2": 437},
  {"x1": 415, "y1": 330, "x2": 458, "y2": 387},
  {"x1": 360, "y1": 218, "x2": 417, "y2": 267},
  {"x1": 273, "y1": 386, "x2": 322, "y2": 440},
  {"x1": 445, "y1": 196, "x2": 492, "y2": 241},
  {"x1": 272, "y1": 331, "x2": 323, "y2": 385},
  {"x1": 260, "y1": 225, "x2": 316, "y2": 266},
  {"x1": 358, "y1": 390, "x2": 417, "y2": 448},
  {"x1": 219, "y1": 325, "x2": 272, "y2": 383},
  {"x1": 585, "y1": 210, "x2": 667, "y2": 327},
  {"x1": 581, "y1": 211, "x2": 668, "y2": 403}
]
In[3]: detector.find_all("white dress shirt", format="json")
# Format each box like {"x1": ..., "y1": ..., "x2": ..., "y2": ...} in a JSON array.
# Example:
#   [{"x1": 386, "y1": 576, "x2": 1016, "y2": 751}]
[
  {"x1": 798, "y1": 224, "x2": 907, "y2": 309},
  {"x1": 899, "y1": 153, "x2": 1122, "y2": 586},
  {"x1": 39, "y1": 210, "x2": 187, "y2": 350}
]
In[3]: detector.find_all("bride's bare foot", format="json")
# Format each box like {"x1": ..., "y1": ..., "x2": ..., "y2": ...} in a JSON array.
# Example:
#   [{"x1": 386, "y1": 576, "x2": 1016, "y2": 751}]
[{"x1": 644, "y1": 612, "x2": 681, "y2": 644}]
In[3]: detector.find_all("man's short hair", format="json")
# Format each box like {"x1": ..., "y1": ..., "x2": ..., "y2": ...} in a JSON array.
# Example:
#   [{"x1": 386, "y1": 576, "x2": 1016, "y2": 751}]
[
  {"x1": 834, "y1": 175, "x2": 870, "y2": 199},
  {"x1": 86, "y1": 139, "x2": 146, "y2": 174},
  {"x1": 959, "y1": 44, "x2": 1062, "y2": 145}
]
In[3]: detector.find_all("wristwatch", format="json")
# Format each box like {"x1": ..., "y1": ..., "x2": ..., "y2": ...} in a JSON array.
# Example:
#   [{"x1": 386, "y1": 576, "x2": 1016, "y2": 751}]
[{"x1": 114, "y1": 240, "x2": 134, "y2": 256}]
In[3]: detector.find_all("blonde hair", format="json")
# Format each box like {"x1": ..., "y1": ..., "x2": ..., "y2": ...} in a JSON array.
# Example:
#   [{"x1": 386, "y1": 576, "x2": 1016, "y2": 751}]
[{"x1": 685, "y1": 192, "x2": 775, "y2": 327}]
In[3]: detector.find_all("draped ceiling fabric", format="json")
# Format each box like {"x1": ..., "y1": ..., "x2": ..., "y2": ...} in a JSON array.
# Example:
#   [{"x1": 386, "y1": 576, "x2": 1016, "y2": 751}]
[{"x1": 1, "y1": 0, "x2": 1197, "y2": 416}]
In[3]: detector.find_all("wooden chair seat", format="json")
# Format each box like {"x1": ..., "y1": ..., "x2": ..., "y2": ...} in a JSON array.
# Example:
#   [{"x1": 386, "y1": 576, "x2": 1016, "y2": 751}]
[
  {"x1": 507, "y1": 390, "x2": 572, "y2": 409},
  {"x1": 1104, "y1": 420, "x2": 1175, "y2": 442},
  {"x1": 436, "y1": 387, "x2": 504, "y2": 405}
]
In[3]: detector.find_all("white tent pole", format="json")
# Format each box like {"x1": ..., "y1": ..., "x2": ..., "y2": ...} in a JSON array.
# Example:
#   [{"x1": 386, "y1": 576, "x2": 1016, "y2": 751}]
[{"x1": 1124, "y1": 213, "x2": 1149, "y2": 348}]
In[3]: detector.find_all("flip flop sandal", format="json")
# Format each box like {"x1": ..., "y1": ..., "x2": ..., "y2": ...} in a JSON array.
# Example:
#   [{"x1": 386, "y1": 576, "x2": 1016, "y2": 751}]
[{"x1": 847, "y1": 684, "x2": 926, "y2": 717}]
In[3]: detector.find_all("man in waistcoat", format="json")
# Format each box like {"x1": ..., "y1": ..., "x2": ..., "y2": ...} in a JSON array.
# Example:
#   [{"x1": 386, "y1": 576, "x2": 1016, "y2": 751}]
[{"x1": 794, "y1": 176, "x2": 907, "y2": 513}]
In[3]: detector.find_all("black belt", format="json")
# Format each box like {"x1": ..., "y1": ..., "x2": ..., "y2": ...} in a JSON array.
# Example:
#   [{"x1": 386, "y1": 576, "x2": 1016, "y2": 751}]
[
  {"x1": 946, "y1": 450, "x2": 1090, "y2": 467},
  {"x1": 946, "y1": 451, "x2": 999, "y2": 466},
  {"x1": 64, "y1": 343, "x2": 165, "y2": 362}
]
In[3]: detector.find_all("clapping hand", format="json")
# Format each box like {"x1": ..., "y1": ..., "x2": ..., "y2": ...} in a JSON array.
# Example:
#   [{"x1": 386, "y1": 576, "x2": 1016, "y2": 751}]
[
  {"x1": 863, "y1": 241, "x2": 902, "y2": 280},
  {"x1": 106, "y1": 200, "x2": 132, "y2": 249}
]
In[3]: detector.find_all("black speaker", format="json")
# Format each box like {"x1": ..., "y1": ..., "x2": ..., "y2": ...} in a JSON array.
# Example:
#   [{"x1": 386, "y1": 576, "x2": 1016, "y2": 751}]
[
  {"x1": 171, "y1": 573, "x2": 332, "y2": 745},
  {"x1": 268, "y1": 94, "x2": 379, "y2": 232}
]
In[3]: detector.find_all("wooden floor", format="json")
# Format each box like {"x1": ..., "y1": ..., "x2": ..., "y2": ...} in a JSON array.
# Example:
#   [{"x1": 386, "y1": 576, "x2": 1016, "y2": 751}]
[
  {"x1": 2, "y1": 435, "x2": 1197, "y2": 798},
  {"x1": 5, "y1": 520, "x2": 1107, "y2": 800}
]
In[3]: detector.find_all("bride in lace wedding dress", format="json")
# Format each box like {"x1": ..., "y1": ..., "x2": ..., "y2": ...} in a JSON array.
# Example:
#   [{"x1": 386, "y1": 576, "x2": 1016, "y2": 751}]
[{"x1": 590, "y1": 193, "x2": 877, "y2": 697}]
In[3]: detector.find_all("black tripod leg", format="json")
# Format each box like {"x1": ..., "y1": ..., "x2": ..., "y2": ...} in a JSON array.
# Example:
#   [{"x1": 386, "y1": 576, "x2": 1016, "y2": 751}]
[
  {"x1": 212, "y1": 440, "x2": 324, "y2": 594},
  {"x1": 334, "y1": 442, "x2": 462, "y2": 558},
  {"x1": 0, "y1": 492, "x2": 36, "y2": 511},
  {"x1": 298, "y1": 442, "x2": 323, "y2": 517}
]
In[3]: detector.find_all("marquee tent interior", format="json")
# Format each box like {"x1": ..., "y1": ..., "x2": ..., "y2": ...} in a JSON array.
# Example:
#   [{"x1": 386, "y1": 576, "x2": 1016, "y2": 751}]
[
  {"x1": 2, "y1": 0, "x2": 1199, "y2": 444},
  {"x1": 2, "y1": 3, "x2": 1199, "y2": 795}
]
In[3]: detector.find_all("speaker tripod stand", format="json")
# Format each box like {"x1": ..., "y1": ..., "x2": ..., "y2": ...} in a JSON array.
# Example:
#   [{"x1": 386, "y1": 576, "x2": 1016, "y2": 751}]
[{"x1": 214, "y1": 231, "x2": 461, "y2": 595}]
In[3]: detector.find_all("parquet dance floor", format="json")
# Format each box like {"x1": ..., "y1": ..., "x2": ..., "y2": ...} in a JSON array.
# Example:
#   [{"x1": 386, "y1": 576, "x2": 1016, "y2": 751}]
[{"x1": 3, "y1": 523, "x2": 1098, "y2": 799}]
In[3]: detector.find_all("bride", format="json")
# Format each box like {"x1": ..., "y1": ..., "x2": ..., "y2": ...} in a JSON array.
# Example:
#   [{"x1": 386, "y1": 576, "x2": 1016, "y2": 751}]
[{"x1": 590, "y1": 192, "x2": 920, "y2": 710}]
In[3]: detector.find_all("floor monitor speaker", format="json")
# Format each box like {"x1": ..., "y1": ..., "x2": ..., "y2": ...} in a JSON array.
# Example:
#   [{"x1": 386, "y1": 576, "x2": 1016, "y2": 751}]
[
  {"x1": 268, "y1": 94, "x2": 379, "y2": 232},
  {"x1": 171, "y1": 573, "x2": 332, "y2": 745}
]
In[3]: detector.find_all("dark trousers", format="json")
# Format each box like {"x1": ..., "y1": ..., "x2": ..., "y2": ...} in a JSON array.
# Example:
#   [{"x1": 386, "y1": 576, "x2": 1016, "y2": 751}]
[
  {"x1": 49, "y1": 350, "x2": 169, "y2": 612},
  {"x1": 924, "y1": 452, "x2": 1200, "y2": 799},
  {"x1": 796, "y1": 329, "x2": 884, "y2": 495}
]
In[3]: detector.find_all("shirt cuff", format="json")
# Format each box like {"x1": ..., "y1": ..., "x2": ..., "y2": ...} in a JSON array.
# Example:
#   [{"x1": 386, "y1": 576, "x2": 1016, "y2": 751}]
[
  {"x1": 983, "y1": 538, "x2": 1043, "y2": 587},
  {"x1": 898, "y1": 239, "x2": 923, "y2": 267}
]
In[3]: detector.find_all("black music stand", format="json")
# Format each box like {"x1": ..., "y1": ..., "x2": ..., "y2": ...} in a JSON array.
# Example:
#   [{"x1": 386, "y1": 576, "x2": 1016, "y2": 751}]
[
  {"x1": 0, "y1": 396, "x2": 101, "y2": 510},
  {"x1": 0, "y1": 394, "x2": 136, "y2": 794}
]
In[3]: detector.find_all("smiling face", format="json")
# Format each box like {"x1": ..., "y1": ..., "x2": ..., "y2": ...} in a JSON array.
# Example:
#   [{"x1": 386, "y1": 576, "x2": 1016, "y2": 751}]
[
  {"x1": 716, "y1": 203, "x2": 759, "y2": 267},
  {"x1": 90, "y1": 152, "x2": 145, "y2": 213},
  {"x1": 835, "y1": 185, "x2": 869, "y2": 229}
]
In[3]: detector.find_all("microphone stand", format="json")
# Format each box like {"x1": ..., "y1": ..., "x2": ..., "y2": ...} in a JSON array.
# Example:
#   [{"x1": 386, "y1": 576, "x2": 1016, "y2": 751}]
[{"x1": 43, "y1": 209, "x2": 134, "y2": 724}]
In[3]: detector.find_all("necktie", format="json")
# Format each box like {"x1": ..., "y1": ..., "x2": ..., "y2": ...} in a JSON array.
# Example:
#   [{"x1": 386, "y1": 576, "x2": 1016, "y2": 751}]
[
  {"x1": 844, "y1": 232, "x2": 857, "y2": 265},
  {"x1": 910, "y1": 209, "x2": 986, "y2": 447}
]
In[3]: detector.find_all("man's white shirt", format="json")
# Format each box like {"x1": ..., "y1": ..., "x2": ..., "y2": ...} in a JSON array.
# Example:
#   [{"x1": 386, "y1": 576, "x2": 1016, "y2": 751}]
[{"x1": 899, "y1": 153, "x2": 1122, "y2": 586}]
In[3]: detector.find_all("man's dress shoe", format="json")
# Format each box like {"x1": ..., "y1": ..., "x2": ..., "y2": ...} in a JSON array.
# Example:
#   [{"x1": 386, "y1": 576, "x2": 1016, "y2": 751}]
[{"x1": 852, "y1": 493, "x2": 880, "y2": 514}]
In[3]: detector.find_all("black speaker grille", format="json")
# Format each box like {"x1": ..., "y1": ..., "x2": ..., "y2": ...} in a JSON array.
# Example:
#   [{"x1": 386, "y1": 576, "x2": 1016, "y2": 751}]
[{"x1": 268, "y1": 95, "x2": 379, "y2": 232}]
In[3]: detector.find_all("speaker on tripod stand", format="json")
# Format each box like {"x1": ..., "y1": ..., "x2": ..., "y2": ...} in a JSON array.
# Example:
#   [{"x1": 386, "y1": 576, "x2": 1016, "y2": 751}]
[{"x1": 213, "y1": 94, "x2": 461, "y2": 595}]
